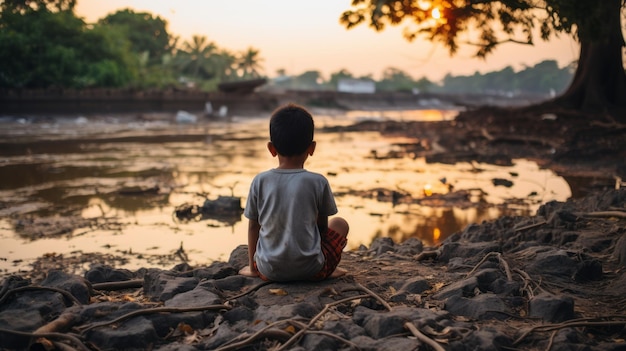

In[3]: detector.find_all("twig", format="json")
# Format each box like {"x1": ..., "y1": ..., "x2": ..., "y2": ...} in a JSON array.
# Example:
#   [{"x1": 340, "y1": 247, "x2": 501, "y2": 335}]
[
  {"x1": 274, "y1": 294, "x2": 370, "y2": 351},
  {"x1": 414, "y1": 250, "x2": 440, "y2": 261},
  {"x1": 546, "y1": 330, "x2": 558, "y2": 351},
  {"x1": 0, "y1": 328, "x2": 89, "y2": 351},
  {"x1": 513, "y1": 317, "x2": 626, "y2": 345},
  {"x1": 225, "y1": 280, "x2": 273, "y2": 301},
  {"x1": 288, "y1": 320, "x2": 361, "y2": 350},
  {"x1": 355, "y1": 283, "x2": 393, "y2": 311},
  {"x1": 513, "y1": 268, "x2": 547, "y2": 298},
  {"x1": 79, "y1": 304, "x2": 231, "y2": 333},
  {"x1": 403, "y1": 322, "x2": 446, "y2": 351},
  {"x1": 214, "y1": 318, "x2": 307, "y2": 351},
  {"x1": 513, "y1": 220, "x2": 546, "y2": 232},
  {"x1": 466, "y1": 252, "x2": 512, "y2": 282}
]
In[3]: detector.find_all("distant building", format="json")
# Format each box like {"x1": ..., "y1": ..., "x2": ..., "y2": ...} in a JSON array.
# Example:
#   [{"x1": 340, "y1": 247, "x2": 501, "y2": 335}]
[{"x1": 337, "y1": 78, "x2": 376, "y2": 94}]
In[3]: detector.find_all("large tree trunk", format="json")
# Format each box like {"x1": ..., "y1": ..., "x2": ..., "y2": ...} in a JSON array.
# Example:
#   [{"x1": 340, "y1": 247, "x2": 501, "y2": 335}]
[{"x1": 554, "y1": 0, "x2": 626, "y2": 118}]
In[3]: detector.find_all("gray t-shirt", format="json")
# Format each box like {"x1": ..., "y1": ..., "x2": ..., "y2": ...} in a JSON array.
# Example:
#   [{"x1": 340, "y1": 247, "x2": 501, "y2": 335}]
[{"x1": 244, "y1": 168, "x2": 338, "y2": 281}]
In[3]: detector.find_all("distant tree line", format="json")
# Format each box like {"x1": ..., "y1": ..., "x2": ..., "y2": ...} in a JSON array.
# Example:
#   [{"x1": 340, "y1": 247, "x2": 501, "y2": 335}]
[
  {"x1": 272, "y1": 60, "x2": 573, "y2": 96},
  {"x1": 0, "y1": 0, "x2": 572, "y2": 95}
]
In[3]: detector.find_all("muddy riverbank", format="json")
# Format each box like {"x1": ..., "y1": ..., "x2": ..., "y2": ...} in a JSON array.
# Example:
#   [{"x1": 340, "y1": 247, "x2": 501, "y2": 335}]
[{"x1": 0, "y1": 104, "x2": 625, "y2": 350}]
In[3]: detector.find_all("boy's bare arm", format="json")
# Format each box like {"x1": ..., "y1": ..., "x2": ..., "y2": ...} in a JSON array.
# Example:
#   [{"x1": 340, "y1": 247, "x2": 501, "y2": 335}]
[{"x1": 239, "y1": 219, "x2": 261, "y2": 277}]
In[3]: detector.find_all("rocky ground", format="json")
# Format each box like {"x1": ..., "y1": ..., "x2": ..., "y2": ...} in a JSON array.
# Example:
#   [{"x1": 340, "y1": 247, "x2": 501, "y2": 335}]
[{"x1": 0, "y1": 105, "x2": 625, "y2": 350}]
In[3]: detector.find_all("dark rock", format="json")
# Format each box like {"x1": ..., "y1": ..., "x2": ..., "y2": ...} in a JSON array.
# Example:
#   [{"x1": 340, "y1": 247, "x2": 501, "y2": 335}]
[
  {"x1": 433, "y1": 276, "x2": 478, "y2": 300},
  {"x1": 85, "y1": 316, "x2": 159, "y2": 350},
  {"x1": 321, "y1": 319, "x2": 366, "y2": 340},
  {"x1": 559, "y1": 231, "x2": 580, "y2": 246},
  {"x1": 40, "y1": 270, "x2": 90, "y2": 304},
  {"x1": 227, "y1": 244, "x2": 249, "y2": 270},
  {"x1": 448, "y1": 327, "x2": 513, "y2": 351},
  {"x1": 473, "y1": 268, "x2": 521, "y2": 295},
  {"x1": 171, "y1": 262, "x2": 193, "y2": 273},
  {"x1": 529, "y1": 293, "x2": 575, "y2": 323},
  {"x1": 301, "y1": 332, "x2": 339, "y2": 351},
  {"x1": 85, "y1": 264, "x2": 134, "y2": 284},
  {"x1": 254, "y1": 302, "x2": 319, "y2": 322},
  {"x1": 143, "y1": 270, "x2": 199, "y2": 302},
  {"x1": 223, "y1": 305, "x2": 255, "y2": 324},
  {"x1": 444, "y1": 293, "x2": 510, "y2": 320},
  {"x1": 396, "y1": 277, "x2": 431, "y2": 294},
  {"x1": 370, "y1": 237, "x2": 395, "y2": 256},
  {"x1": 0, "y1": 309, "x2": 44, "y2": 349},
  {"x1": 147, "y1": 311, "x2": 208, "y2": 337},
  {"x1": 523, "y1": 247, "x2": 579, "y2": 278},
  {"x1": 353, "y1": 306, "x2": 445, "y2": 339},
  {"x1": 574, "y1": 258, "x2": 603, "y2": 281},
  {"x1": 614, "y1": 233, "x2": 626, "y2": 268},
  {"x1": 447, "y1": 257, "x2": 473, "y2": 271},
  {"x1": 395, "y1": 237, "x2": 423, "y2": 256},
  {"x1": 164, "y1": 285, "x2": 221, "y2": 307},
  {"x1": 351, "y1": 335, "x2": 420, "y2": 351},
  {"x1": 155, "y1": 343, "x2": 198, "y2": 351},
  {"x1": 439, "y1": 241, "x2": 501, "y2": 263},
  {"x1": 193, "y1": 261, "x2": 237, "y2": 280},
  {"x1": 198, "y1": 323, "x2": 239, "y2": 350},
  {"x1": 391, "y1": 277, "x2": 431, "y2": 302},
  {"x1": 80, "y1": 301, "x2": 143, "y2": 322},
  {"x1": 206, "y1": 275, "x2": 256, "y2": 292}
]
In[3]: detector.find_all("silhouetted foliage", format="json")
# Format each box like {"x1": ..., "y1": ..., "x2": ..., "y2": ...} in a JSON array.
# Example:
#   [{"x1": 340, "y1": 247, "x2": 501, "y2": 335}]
[
  {"x1": 341, "y1": 0, "x2": 626, "y2": 115},
  {"x1": 0, "y1": 4, "x2": 136, "y2": 88},
  {"x1": 99, "y1": 9, "x2": 173, "y2": 66}
]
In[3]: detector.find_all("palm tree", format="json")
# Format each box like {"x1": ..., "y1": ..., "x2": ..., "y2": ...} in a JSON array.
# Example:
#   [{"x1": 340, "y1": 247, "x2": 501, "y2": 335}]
[
  {"x1": 237, "y1": 47, "x2": 264, "y2": 79},
  {"x1": 211, "y1": 49, "x2": 237, "y2": 81},
  {"x1": 176, "y1": 35, "x2": 217, "y2": 80}
]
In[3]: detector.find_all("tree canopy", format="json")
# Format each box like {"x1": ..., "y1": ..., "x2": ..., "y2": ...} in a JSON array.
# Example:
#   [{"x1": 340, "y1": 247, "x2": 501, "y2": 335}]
[
  {"x1": 98, "y1": 8, "x2": 172, "y2": 66},
  {"x1": 0, "y1": 1, "x2": 137, "y2": 88},
  {"x1": 341, "y1": 0, "x2": 626, "y2": 115}
]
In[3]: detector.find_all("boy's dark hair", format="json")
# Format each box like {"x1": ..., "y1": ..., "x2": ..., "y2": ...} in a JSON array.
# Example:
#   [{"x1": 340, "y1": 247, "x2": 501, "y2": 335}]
[{"x1": 269, "y1": 103, "x2": 314, "y2": 156}]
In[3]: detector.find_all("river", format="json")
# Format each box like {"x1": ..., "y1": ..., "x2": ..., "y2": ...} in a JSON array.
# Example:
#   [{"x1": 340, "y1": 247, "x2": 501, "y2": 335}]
[{"x1": 0, "y1": 108, "x2": 572, "y2": 274}]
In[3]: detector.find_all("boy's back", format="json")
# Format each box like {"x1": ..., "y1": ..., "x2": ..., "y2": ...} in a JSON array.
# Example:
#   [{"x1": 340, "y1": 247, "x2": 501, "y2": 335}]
[
  {"x1": 239, "y1": 103, "x2": 349, "y2": 282},
  {"x1": 245, "y1": 168, "x2": 337, "y2": 281}
]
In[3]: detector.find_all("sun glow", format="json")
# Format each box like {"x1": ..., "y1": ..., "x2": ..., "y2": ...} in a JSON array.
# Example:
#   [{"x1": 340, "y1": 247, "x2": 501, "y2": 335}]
[
  {"x1": 431, "y1": 7, "x2": 441, "y2": 19},
  {"x1": 433, "y1": 227, "x2": 441, "y2": 242}
]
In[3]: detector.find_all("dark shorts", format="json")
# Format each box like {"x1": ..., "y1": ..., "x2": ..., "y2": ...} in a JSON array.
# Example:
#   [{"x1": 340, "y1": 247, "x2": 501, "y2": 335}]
[
  {"x1": 254, "y1": 227, "x2": 347, "y2": 281},
  {"x1": 310, "y1": 227, "x2": 348, "y2": 281}
]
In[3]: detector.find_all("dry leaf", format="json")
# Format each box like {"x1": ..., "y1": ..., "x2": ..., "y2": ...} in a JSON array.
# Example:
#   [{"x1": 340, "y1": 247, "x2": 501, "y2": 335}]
[
  {"x1": 269, "y1": 288, "x2": 288, "y2": 296},
  {"x1": 178, "y1": 322, "x2": 194, "y2": 335},
  {"x1": 432, "y1": 282, "x2": 445, "y2": 291}
]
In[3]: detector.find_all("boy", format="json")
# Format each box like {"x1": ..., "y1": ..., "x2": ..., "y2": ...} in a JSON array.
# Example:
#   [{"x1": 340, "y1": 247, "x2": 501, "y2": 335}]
[{"x1": 239, "y1": 103, "x2": 349, "y2": 281}]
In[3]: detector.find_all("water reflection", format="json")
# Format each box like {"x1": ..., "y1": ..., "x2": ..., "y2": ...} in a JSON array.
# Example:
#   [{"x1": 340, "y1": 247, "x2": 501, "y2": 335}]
[{"x1": 0, "y1": 111, "x2": 572, "y2": 273}]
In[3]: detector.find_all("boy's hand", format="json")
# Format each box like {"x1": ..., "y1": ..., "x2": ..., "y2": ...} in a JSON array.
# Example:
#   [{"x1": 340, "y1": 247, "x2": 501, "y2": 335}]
[{"x1": 239, "y1": 265, "x2": 259, "y2": 277}]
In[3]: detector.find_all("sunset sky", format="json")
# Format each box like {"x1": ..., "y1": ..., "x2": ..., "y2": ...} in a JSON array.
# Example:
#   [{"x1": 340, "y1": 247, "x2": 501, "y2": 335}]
[{"x1": 76, "y1": 0, "x2": 580, "y2": 82}]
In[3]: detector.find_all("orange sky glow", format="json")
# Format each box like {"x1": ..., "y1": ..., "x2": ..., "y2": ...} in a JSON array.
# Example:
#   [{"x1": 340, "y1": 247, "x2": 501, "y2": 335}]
[{"x1": 75, "y1": 0, "x2": 581, "y2": 82}]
